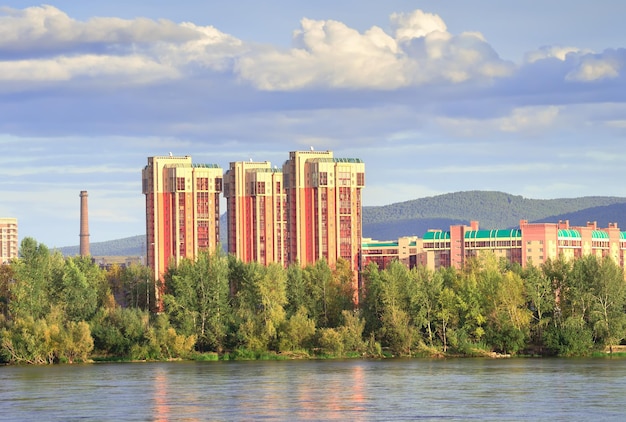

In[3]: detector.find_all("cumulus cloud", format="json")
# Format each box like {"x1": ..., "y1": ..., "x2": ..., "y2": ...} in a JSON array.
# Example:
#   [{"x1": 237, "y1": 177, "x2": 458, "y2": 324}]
[
  {"x1": 524, "y1": 46, "x2": 585, "y2": 63},
  {"x1": 237, "y1": 10, "x2": 514, "y2": 90},
  {"x1": 566, "y1": 53, "x2": 622, "y2": 81},
  {"x1": 236, "y1": 18, "x2": 406, "y2": 90},
  {"x1": 0, "y1": 5, "x2": 202, "y2": 51},
  {"x1": 0, "y1": 5, "x2": 243, "y2": 86},
  {"x1": 0, "y1": 4, "x2": 624, "y2": 145},
  {"x1": 2, "y1": 5, "x2": 624, "y2": 95},
  {"x1": 390, "y1": 10, "x2": 447, "y2": 42}
]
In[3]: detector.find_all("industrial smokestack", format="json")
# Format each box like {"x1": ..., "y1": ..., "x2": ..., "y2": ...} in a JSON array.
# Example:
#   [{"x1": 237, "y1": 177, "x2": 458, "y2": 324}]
[{"x1": 79, "y1": 190, "x2": 90, "y2": 256}]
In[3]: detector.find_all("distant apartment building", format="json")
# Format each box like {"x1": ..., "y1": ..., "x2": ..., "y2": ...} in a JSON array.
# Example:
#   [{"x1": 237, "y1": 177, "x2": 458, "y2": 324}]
[
  {"x1": 362, "y1": 220, "x2": 626, "y2": 272},
  {"x1": 0, "y1": 218, "x2": 18, "y2": 264},
  {"x1": 361, "y1": 236, "x2": 422, "y2": 270},
  {"x1": 282, "y1": 150, "x2": 365, "y2": 286},
  {"x1": 223, "y1": 160, "x2": 287, "y2": 266},
  {"x1": 142, "y1": 155, "x2": 223, "y2": 284}
]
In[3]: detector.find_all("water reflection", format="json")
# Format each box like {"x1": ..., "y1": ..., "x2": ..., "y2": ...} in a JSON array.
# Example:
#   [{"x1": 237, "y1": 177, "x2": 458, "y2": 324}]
[
  {"x1": 2, "y1": 359, "x2": 626, "y2": 421},
  {"x1": 153, "y1": 367, "x2": 170, "y2": 422}
]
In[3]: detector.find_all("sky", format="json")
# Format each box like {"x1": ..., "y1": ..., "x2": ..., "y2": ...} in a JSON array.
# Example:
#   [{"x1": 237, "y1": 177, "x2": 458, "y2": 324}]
[{"x1": 1, "y1": 1, "x2": 626, "y2": 248}]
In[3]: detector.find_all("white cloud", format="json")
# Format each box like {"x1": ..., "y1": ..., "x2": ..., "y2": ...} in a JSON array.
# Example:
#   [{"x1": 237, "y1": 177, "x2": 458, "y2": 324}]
[
  {"x1": 436, "y1": 106, "x2": 561, "y2": 136},
  {"x1": 236, "y1": 18, "x2": 406, "y2": 90},
  {"x1": 498, "y1": 106, "x2": 560, "y2": 132},
  {"x1": 605, "y1": 119, "x2": 626, "y2": 129},
  {"x1": 0, "y1": 5, "x2": 201, "y2": 49},
  {"x1": 0, "y1": 5, "x2": 242, "y2": 86},
  {"x1": 524, "y1": 46, "x2": 584, "y2": 63},
  {"x1": 0, "y1": 54, "x2": 179, "y2": 84},
  {"x1": 236, "y1": 9, "x2": 513, "y2": 90},
  {"x1": 390, "y1": 10, "x2": 447, "y2": 42},
  {"x1": 566, "y1": 55, "x2": 621, "y2": 81}
]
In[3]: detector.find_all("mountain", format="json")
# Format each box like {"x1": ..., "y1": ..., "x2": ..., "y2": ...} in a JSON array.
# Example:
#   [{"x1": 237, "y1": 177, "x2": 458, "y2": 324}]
[
  {"x1": 57, "y1": 235, "x2": 146, "y2": 257},
  {"x1": 56, "y1": 191, "x2": 626, "y2": 256},
  {"x1": 362, "y1": 191, "x2": 626, "y2": 240}
]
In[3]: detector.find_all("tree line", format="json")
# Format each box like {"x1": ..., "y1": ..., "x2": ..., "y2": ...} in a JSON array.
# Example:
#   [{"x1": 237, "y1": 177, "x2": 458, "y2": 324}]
[{"x1": 1, "y1": 237, "x2": 625, "y2": 364}]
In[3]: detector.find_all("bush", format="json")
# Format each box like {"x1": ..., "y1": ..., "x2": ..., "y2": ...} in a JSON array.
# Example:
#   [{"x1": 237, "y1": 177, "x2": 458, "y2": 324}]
[
  {"x1": 544, "y1": 317, "x2": 594, "y2": 357},
  {"x1": 318, "y1": 328, "x2": 344, "y2": 356}
]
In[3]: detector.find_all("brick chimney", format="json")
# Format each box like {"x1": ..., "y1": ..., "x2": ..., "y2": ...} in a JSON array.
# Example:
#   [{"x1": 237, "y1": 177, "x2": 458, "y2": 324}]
[{"x1": 79, "y1": 191, "x2": 90, "y2": 256}]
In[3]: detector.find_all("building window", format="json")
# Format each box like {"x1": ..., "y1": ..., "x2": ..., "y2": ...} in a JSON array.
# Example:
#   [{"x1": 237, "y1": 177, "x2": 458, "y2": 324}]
[
  {"x1": 177, "y1": 177, "x2": 186, "y2": 191},
  {"x1": 197, "y1": 177, "x2": 209, "y2": 190},
  {"x1": 338, "y1": 171, "x2": 351, "y2": 186}
]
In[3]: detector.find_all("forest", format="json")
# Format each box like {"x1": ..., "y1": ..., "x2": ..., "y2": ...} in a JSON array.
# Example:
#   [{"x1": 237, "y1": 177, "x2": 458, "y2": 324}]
[{"x1": 1, "y1": 237, "x2": 626, "y2": 364}]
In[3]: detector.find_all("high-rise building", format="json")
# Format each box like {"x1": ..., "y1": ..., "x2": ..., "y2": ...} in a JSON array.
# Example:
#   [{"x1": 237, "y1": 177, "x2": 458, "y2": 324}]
[
  {"x1": 282, "y1": 150, "x2": 365, "y2": 281},
  {"x1": 142, "y1": 155, "x2": 223, "y2": 285},
  {"x1": 224, "y1": 161, "x2": 287, "y2": 266},
  {"x1": 0, "y1": 218, "x2": 18, "y2": 264}
]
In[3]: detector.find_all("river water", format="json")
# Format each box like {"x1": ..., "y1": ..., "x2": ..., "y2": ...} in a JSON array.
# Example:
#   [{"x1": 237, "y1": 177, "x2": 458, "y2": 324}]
[{"x1": 2, "y1": 358, "x2": 625, "y2": 421}]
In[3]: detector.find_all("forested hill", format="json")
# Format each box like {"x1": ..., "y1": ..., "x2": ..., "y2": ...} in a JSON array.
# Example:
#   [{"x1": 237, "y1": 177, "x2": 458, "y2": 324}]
[
  {"x1": 362, "y1": 191, "x2": 626, "y2": 240},
  {"x1": 56, "y1": 191, "x2": 626, "y2": 255},
  {"x1": 57, "y1": 235, "x2": 145, "y2": 257}
]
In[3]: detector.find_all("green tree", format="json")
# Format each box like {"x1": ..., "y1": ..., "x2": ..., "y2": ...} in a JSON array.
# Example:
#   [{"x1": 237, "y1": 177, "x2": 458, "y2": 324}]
[
  {"x1": 302, "y1": 259, "x2": 334, "y2": 328},
  {"x1": 588, "y1": 256, "x2": 626, "y2": 351},
  {"x1": 145, "y1": 313, "x2": 196, "y2": 359},
  {"x1": 52, "y1": 258, "x2": 99, "y2": 322},
  {"x1": 285, "y1": 263, "x2": 311, "y2": 317},
  {"x1": 541, "y1": 255, "x2": 572, "y2": 318},
  {"x1": 524, "y1": 263, "x2": 555, "y2": 348},
  {"x1": 376, "y1": 261, "x2": 416, "y2": 355},
  {"x1": 360, "y1": 262, "x2": 385, "y2": 337},
  {"x1": 121, "y1": 263, "x2": 154, "y2": 310},
  {"x1": 408, "y1": 266, "x2": 442, "y2": 346},
  {"x1": 453, "y1": 271, "x2": 486, "y2": 345},
  {"x1": 9, "y1": 238, "x2": 63, "y2": 320},
  {"x1": 90, "y1": 307, "x2": 150, "y2": 358},
  {"x1": 544, "y1": 316, "x2": 594, "y2": 356},
  {"x1": 488, "y1": 272, "x2": 531, "y2": 354},
  {"x1": 436, "y1": 287, "x2": 458, "y2": 353},
  {"x1": 49, "y1": 320, "x2": 94, "y2": 363},
  {"x1": 0, "y1": 264, "x2": 14, "y2": 319},
  {"x1": 0, "y1": 316, "x2": 54, "y2": 364},
  {"x1": 233, "y1": 262, "x2": 287, "y2": 352},
  {"x1": 278, "y1": 306, "x2": 316, "y2": 352},
  {"x1": 164, "y1": 250, "x2": 231, "y2": 352},
  {"x1": 337, "y1": 310, "x2": 366, "y2": 354}
]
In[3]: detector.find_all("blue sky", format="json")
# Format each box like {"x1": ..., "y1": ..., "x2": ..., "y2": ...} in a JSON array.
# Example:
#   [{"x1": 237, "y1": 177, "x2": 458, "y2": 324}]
[{"x1": 1, "y1": 1, "x2": 626, "y2": 248}]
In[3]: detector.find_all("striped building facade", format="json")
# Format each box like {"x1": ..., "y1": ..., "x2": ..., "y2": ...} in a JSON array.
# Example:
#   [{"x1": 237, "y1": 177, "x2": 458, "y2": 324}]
[
  {"x1": 223, "y1": 161, "x2": 287, "y2": 266},
  {"x1": 142, "y1": 155, "x2": 223, "y2": 283},
  {"x1": 282, "y1": 151, "x2": 365, "y2": 275}
]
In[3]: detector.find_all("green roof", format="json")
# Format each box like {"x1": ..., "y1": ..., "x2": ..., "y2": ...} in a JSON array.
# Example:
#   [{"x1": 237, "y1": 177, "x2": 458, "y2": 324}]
[
  {"x1": 254, "y1": 168, "x2": 282, "y2": 173},
  {"x1": 193, "y1": 163, "x2": 221, "y2": 169},
  {"x1": 362, "y1": 242, "x2": 398, "y2": 248},
  {"x1": 423, "y1": 231, "x2": 450, "y2": 241},
  {"x1": 464, "y1": 229, "x2": 521, "y2": 239},
  {"x1": 558, "y1": 229, "x2": 581, "y2": 239},
  {"x1": 311, "y1": 157, "x2": 363, "y2": 163},
  {"x1": 621, "y1": 232, "x2": 626, "y2": 240},
  {"x1": 592, "y1": 230, "x2": 609, "y2": 239}
]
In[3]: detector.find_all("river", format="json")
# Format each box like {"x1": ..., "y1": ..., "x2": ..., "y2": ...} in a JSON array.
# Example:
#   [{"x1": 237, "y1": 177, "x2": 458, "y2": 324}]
[{"x1": 2, "y1": 358, "x2": 625, "y2": 421}]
